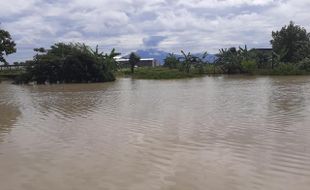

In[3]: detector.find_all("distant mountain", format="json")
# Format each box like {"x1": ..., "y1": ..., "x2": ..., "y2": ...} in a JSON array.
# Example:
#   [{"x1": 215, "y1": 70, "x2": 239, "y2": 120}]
[
  {"x1": 123, "y1": 49, "x2": 217, "y2": 65},
  {"x1": 193, "y1": 53, "x2": 218, "y2": 64},
  {"x1": 135, "y1": 49, "x2": 169, "y2": 65}
]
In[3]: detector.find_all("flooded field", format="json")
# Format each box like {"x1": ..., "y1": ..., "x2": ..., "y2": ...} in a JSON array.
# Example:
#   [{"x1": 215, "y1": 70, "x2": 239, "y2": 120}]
[{"x1": 1, "y1": 76, "x2": 310, "y2": 190}]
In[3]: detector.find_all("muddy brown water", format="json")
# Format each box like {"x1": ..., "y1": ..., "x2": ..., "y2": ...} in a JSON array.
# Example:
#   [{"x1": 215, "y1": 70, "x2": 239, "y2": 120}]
[{"x1": 1, "y1": 76, "x2": 310, "y2": 190}]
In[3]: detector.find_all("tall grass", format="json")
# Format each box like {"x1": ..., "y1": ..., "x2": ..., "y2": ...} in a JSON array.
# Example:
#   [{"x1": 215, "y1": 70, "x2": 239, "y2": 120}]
[{"x1": 118, "y1": 67, "x2": 206, "y2": 79}]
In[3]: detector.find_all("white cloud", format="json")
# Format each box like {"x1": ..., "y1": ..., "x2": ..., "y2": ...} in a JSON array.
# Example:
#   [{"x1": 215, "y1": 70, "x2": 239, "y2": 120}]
[{"x1": 1, "y1": 0, "x2": 310, "y2": 62}]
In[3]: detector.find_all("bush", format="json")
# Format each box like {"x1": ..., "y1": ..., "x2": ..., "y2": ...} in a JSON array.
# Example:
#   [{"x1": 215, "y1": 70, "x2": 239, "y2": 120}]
[
  {"x1": 164, "y1": 53, "x2": 179, "y2": 69},
  {"x1": 272, "y1": 63, "x2": 305, "y2": 75},
  {"x1": 15, "y1": 43, "x2": 117, "y2": 84},
  {"x1": 13, "y1": 72, "x2": 32, "y2": 84},
  {"x1": 203, "y1": 64, "x2": 223, "y2": 74},
  {"x1": 241, "y1": 60, "x2": 257, "y2": 74},
  {"x1": 119, "y1": 67, "x2": 203, "y2": 79},
  {"x1": 297, "y1": 58, "x2": 310, "y2": 72},
  {"x1": 194, "y1": 63, "x2": 205, "y2": 74}
]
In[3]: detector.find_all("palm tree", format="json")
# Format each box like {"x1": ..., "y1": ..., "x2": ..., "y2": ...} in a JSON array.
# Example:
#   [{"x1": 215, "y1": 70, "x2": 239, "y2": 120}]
[{"x1": 239, "y1": 45, "x2": 249, "y2": 61}]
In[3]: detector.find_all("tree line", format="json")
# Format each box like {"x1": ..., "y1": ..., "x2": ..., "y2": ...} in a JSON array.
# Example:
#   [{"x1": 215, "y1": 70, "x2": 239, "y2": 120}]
[
  {"x1": 14, "y1": 43, "x2": 122, "y2": 84},
  {"x1": 1, "y1": 21, "x2": 310, "y2": 84},
  {"x1": 163, "y1": 21, "x2": 310, "y2": 75}
]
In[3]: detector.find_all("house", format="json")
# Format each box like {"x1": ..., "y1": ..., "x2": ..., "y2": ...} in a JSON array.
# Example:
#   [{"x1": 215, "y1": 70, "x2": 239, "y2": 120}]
[
  {"x1": 252, "y1": 48, "x2": 273, "y2": 54},
  {"x1": 116, "y1": 58, "x2": 158, "y2": 68}
]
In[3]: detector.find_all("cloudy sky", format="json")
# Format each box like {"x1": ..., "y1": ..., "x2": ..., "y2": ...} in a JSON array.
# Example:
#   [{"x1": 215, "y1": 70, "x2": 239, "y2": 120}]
[{"x1": 1, "y1": 0, "x2": 310, "y2": 62}]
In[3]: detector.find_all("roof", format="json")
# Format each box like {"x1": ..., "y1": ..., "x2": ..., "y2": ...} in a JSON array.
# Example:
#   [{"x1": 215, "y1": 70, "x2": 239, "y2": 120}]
[
  {"x1": 115, "y1": 58, "x2": 155, "y2": 62},
  {"x1": 252, "y1": 48, "x2": 273, "y2": 51}
]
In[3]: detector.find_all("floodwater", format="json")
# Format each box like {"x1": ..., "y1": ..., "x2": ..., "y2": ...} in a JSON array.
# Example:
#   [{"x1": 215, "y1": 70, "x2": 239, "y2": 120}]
[{"x1": 1, "y1": 76, "x2": 310, "y2": 190}]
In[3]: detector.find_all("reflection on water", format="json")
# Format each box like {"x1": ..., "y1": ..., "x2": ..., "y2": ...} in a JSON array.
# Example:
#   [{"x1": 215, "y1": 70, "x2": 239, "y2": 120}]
[
  {"x1": 0, "y1": 83, "x2": 21, "y2": 142},
  {"x1": 1, "y1": 76, "x2": 310, "y2": 190},
  {"x1": 0, "y1": 104, "x2": 21, "y2": 141},
  {"x1": 268, "y1": 77, "x2": 307, "y2": 127}
]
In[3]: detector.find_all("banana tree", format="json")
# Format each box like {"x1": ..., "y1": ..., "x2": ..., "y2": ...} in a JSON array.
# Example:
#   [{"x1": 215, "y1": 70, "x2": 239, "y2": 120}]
[
  {"x1": 103, "y1": 48, "x2": 121, "y2": 72},
  {"x1": 179, "y1": 51, "x2": 207, "y2": 73},
  {"x1": 216, "y1": 47, "x2": 243, "y2": 74},
  {"x1": 91, "y1": 46, "x2": 121, "y2": 72},
  {"x1": 239, "y1": 45, "x2": 249, "y2": 61},
  {"x1": 272, "y1": 48, "x2": 287, "y2": 69}
]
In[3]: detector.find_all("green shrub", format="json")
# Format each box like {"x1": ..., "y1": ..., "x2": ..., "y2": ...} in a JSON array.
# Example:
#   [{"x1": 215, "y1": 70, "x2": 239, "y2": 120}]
[
  {"x1": 272, "y1": 63, "x2": 305, "y2": 75},
  {"x1": 298, "y1": 58, "x2": 310, "y2": 72},
  {"x1": 164, "y1": 53, "x2": 179, "y2": 69},
  {"x1": 241, "y1": 60, "x2": 257, "y2": 74},
  {"x1": 16, "y1": 43, "x2": 117, "y2": 84},
  {"x1": 194, "y1": 63, "x2": 204, "y2": 74},
  {"x1": 118, "y1": 67, "x2": 204, "y2": 79},
  {"x1": 203, "y1": 64, "x2": 223, "y2": 74}
]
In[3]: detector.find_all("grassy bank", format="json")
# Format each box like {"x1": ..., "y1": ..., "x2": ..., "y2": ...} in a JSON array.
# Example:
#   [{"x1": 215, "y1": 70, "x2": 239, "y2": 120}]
[
  {"x1": 117, "y1": 66, "x2": 310, "y2": 80},
  {"x1": 253, "y1": 67, "x2": 310, "y2": 76},
  {"x1": 3, "y1": 65, "x2": 310, "y2": 84},
  {"x1": 117, "y1": 67, "x2": 207, "y2": 79},
  {"x1": 204, "y1": 63, "x2": 310, "y2": 76}
]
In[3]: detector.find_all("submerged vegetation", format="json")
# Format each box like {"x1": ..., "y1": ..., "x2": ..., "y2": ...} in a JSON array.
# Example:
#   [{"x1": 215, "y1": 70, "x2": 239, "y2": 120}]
[{"x1": 2, "y1": 21, "x2": 310, "y2": 83}]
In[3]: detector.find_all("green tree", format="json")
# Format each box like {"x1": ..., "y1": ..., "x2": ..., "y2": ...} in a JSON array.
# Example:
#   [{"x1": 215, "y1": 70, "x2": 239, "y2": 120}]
[
  {"x1": 129, "y1": 52, "x2": 140, "y2": 73},
  {"x1": 216, "y1": 46, "x2": 260, "y2": 74},
  {"x1": 250, "y1": 49, "x2": 272, "y2": 69},
  {"x1": 103, "y1": 48, "x2": 121, "y2": 72},
  {"x1": 239, "y1": 45, "x2": 252, "y2": 61},
  {"x1": 16, "y1": 43, "x2": 118, "y2": 84},
  {"x1": 298, "y1": 58, "x2": 310, "y2": 72},
  {"x1": 241, "y1": 60, "x2": 257, "y2": 74},
  {"x1": 216, "y1": 47, "x2": 243, "y2": 74},
  {"x1": 179, "y1": 51, "x2": 207, "y2": 73},
  {"x1": 0, "y1": 27, "x2": 16, "y2": 64},
  {"x1": 164, "y1": 53, "x2": 179, "y2": 69},
  {"x1": 90, "y1": 46, "x2": 121, "y2": 72},
  {"x1": 271, "y1": 21, "x2": 310, "y2": 63}
]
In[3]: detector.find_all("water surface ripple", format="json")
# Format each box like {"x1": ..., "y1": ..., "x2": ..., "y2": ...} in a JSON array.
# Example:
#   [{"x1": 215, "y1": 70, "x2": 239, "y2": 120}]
[{"x1": 1, "y1": 76, "x2": 310, "y2": 190}]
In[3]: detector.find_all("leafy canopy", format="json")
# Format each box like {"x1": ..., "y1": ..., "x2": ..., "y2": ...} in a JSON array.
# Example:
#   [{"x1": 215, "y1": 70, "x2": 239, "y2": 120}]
[
  {"x1": 164, "y1": 53, "x2": 179, "y2": 69},
  {"x1": 179, "y1": 51, "x2": 207, "y2": 73},
  {"x1": 17, "y1": 43, "x2": 120, "y2": 84},
  {"x1": 271, "y1": 21, "x2": 310, "y2": 63},
  {"x1": 129, "y1": 52, "x2": 140, "y2": 73},
  {"x1": 0, "y1": 27, "x2": 16, "y2": 64}
]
